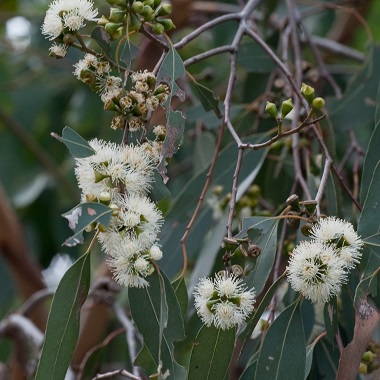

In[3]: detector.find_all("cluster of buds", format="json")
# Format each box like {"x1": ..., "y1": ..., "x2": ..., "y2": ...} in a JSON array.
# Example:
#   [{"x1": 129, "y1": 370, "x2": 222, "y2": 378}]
[
  {"x1": 99, "y1": 0, "x2": 175, "y2": 39},
  {"x1": 265, "y1": 98, "x2": 293, "y2": 120},
  {"x1": 109, "y1": 70, "x2": 170, "y2": 132}
]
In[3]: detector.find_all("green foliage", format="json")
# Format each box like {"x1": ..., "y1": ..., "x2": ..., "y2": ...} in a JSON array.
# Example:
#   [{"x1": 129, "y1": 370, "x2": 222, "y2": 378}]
[{"x1": 35, "y1": 253, "x2": 91, "y2": 380}]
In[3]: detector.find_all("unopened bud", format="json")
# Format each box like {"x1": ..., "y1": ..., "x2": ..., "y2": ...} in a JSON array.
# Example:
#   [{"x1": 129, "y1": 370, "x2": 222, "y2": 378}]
[
  {"x1": 265, "y1": 101, "x2": 278, "y2": 119},
  {"x1": 142, "y1": 5, "x2": 155, "y2": 21},
  {"x1": 286, "y1": 194, "x2": 300, "y2": 212},
  {"x1": 105, "y1": 22, "x2": 121, "y2": 35},
  {"x1": 129, "y1": 12, "x2": 142, "y2": 32},
  {"x1": 144, "y1": 0, "x2": 154, "y2": 5},
  {"x1": 109, "y1": 8, "x2": 126, "y2": 23},
  {"x1": 99, "y1": 191, "x2": 111, "y2": 203},
  {"x1": 312, "y1": 97, "x2": 325, "y2": 109},
  {"x1": 150, "y1": 245, "x2": 163, "y2": 260},
  {"x1": 155, "y1": 4, "x2": 172, "y2": 16},
  {"x1": 362, "y1": 351, "x2": 375, "y2": 363},
  {"x1": 301, "y1": 222, "x2": 313, "y2": 236},
  {"x1": 63, "y1": 33, "x2": 75, "y2": 46},
  {"x1": 300, "y1": 83, "x2": 315, "y2": 104},
  {"x1": 286, "y1": 211, "x2": 300, "y2": 229},
  {"x1": 85, "y1": 193, "x2": 96, "y2": 202},
  {"x1": 132, "y1": 1, "x2": 144, "y2": 13},
  {"x1": 358, "y1": 363, "x2": 367, "y2": 374},
  {"x1": 109, "y1": 204, "x2": 119, "y2": 216},
  {"x1": 97, "y1": 223, "x2": 108, "y2": 232},
  {"x1": 302, "y1": 200, "x2": 318, "y2": 216},
  {"x1": 281, "y1": 98, "x2": 293, "y2": 118},
  {"x1": 98, "y1": 15, "x2": 110, "y2": 26},
  {"x1": 158, "y1": 18, "x2": 175, "y2": 31},
  {"x1": 152, "y1": 21, "x2": 165, "y2": 35}
]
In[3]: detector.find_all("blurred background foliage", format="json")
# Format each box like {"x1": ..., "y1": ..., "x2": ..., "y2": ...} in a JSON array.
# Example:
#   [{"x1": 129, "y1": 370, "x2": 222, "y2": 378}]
[{"x1": 1, "y1": 0, "x2": 380, "y2": 378}]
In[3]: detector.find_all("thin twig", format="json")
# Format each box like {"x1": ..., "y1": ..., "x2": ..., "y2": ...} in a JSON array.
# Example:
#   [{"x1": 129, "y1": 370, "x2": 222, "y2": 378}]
[
  {"x1": 92, "y1": 369, "x2": 142, "y2": 380},
  {"x1": 315, "y1": 158, "x2": 333, "y2": 216},
  {"x1": 183, "y1": 45, "x2": 235, "y2": 67}
]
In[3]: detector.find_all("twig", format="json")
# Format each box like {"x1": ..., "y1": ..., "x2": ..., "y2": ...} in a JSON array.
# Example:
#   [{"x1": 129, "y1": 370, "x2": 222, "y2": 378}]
[
  {"x1": 315, "y1": 158, "x2": 333, "y2": 216},
  {"x1": 92, "y1": 369, "x2": 142, "y2": 380},
  {"x1": 183, "y1": 45, "x2": 234, "y2": 67},
  {"x1": 17, "y1": 288, "x2": 55, "y2": 317},
  {"x1": 113, "y1": 303, "x2": 141, "y2": 377}
]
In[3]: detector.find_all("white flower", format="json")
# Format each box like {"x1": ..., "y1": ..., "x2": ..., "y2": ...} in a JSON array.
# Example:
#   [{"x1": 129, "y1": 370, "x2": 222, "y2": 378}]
[
  {"x1": 193, "y1": 274, "x2": 256, "y2": 330},
  {"x1": 213, "y1": 301, "x2": 244, "y2": 330},
  {"x1": 42, "y1": 0, "x2": 98, "y2": 40},
  {"x1": 287, "y1": 240, "x2": 347, "y2": 303},
  {"x1": 311, "y1": 217, "x2": 363, "y2": 270},
  {"x1": 194, "y1": 277, "x2": 215, "y2": 299},
  {"x1": 149, "y1": 245, "x2": 163, "y2": 261},
  {"x1": 49, "y1": 42, "x2": 68, "y2": 58}
]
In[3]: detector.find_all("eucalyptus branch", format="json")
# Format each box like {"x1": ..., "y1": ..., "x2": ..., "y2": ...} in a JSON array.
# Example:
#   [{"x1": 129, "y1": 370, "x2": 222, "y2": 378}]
[
  {"x1": 92, "y1": 369, "x2": 142, "y2": 380},
  {"x1": 183, "y1": 45, "x2": 235, "y2": 67},
  {"x1": 315, "y1": 158, "x2": 333, "y2": 216},
  {"x1": 140, "y1": 25, "x2": 169, "y2": 51}
]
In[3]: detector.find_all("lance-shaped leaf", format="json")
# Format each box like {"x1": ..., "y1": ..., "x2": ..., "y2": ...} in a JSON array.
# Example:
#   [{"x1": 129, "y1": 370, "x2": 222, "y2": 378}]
[
  {"x1": 51, "y1": 126, "x2": 95, "y2": 158},
  {"x1": 156, "y1": 43, "x2": 186, "y2": 183},
  {"x1": 157, "y1": 109, "x2": 186, "y2": 183},
  {"x1": 255, "y1": 299, "x2": 306, "y2": 380},
  {"x1": 172, "y1": 276, "x2": 188, "y2": 320},
  {"x1": 128, "y1": 270, "x2": 186, "y2": 379},
  {"x1": 62, "y1": 202, "x2": 113, "y2": 246},
  {"x1": 324, "y1": 297, "x2": 338, "y2": 344},
  {"x1": 35, "y1": 253, "x2": 91, "y2": 380},
  {"x1": 235, "y1": 217, "x2": 279, "y2": 294},
  {"x1": 91, "y1": 26, "x2": 111, "y2": 55},
  {"x1": 150, "y1": 168, "x2": 171, "y2": 202},
  {"x1": 189, "y1": 76, "x2": 222, "y2": 119},
  {"x1": 188, "y1": 325, "x2": 236, "y2": 380}
]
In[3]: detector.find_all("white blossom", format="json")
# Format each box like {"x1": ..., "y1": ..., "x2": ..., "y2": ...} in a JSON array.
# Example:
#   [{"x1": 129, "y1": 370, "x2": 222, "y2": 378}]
[
  {"x1": 42, "y1": 0, "x2": 98, "y2": 40},
  {"x1": 287, "y1": 240, "x2": 347, "y2": 303},
  {"x1": 310, "y1": 216, "x2": 363, "y2": 270},
  {"x1": 49, "y1": 42, "x2": 68, "y2": 58},
  {"x1": 149, "y1": 245, "x2": 163, "y2": 261},
  {"x1": 194, "y1": 273, "x2": 256, "y2": 330}
]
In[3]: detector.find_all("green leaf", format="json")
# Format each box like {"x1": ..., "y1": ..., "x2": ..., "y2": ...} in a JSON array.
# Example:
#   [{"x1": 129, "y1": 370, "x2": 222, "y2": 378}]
[
  {"x1": 157, "y1": 109, "x2": 186, "y2": 183},
  {"x1": 193, "y1": 131, "x2": 216, "y2": 174},
  {"x1": 51, "y1": 126, "x2": 95, "y2": 158},
  {"x1": 91, "y1": 26, "x2": 111, "y2": 54},
  {"x1": 151, "y1": 169, "x2": 171, "y2": 202},
  {"x1": 236, "y1": 217, "x2": 279, "y2": 294},
  {"x1": 360, "y1": 81, "x2": 380, "y2": 204},
  {"x1": 255, "y1": 299, "x2": 306, "y2": 380},
  {"x1": 156, "y1": 43, "x2": 185, "y2": 101},
  {"x1": 190, "y1": 78, "x2": 222, "y2": 118},
  {"x1": 237, "y1": 37, "x2": 276, "y2": 73},
  {"x1": 358, "y1": 161, "x2": 380, "y2": 276},
  {"x1": 354, "y1": 273, "x2": 378, "y2": 305},
  {"x1": 35, "y1": 253, "x2": 91, "y2": 380},
  {"x1": 188, "y1": 325, "x2": 236, "y2": 380},
  {"x1": 62, "y1": 202, "x2": 113, "y2": 246},
  {"x1": 239, "y1": 274, "x2": 285, "y2": 353},
  {"x1": 304, "y1": 343, "x2": 316, "y2": 380},
  {"x1": 323, "y1": 297, "x2": 338, "y2": 345},
  {"x1": 78, "y1": 329, "x2": 125, "y2": 380},
  {"x1": 172, "y1": 276, "x2": 189, "y2": 320},
  {"x1": 119, "y1": 38, "x2": 139, "y2": 68},
  {"x1": 128, "y1": 270, "x2": 186, "y2": 379},
  {"x1": 328, "y1": 45, "x2": 380, "y2": 132},
  {"x1": 134, "y1": 344, "x2": 158, "y2": 375}
]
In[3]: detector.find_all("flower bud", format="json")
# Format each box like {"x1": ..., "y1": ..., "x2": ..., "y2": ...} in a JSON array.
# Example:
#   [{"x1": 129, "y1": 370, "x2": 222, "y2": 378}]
[
  {"x1": 99, "y1": 191, "x2": 111, "y2": 203},
  {"x1": 62, "y1": 33, "x2": 75, "y2": 46},
  {"x1": 85, "y1": 193, "x2": 96, "y2": 202},
  {"x1": 94, "y1": 170, "x2": 109, "y2": 183},
  {"x1": 155, "y1": 4, "x2": 172, "y2": 16},
  {"x1": 106, "y1": 0, "x2": 126, "y2": 6},
  {"x1": 105, "y1": 22, "x2": 121, "y2": 35},
  {"x1": 286, "y1": 211, "x2": 300, "y2": 229},
  {"x1": 223, "y1": 237, "x2": 239, "y2": 251},
  {"x1": 109, "y1": 8, "x2": 126, "y2": 23},
  {"x1": 312, "y1": 97, "x2": 325, "y2": 109},
  {"x1": 358, "y1": 363, "x2": 368, "y2": 374},
  {"x1": 98, "y1": 15, "x2": 110, "y2": 27},
  {"x1": 144, "y1": 0, "x2": 154, "y2": 5},
  {"x1": 80, "y1": 70, "x2": 96, "y2": 89},
  {"x1": 153, "y1": 0, "x2": 162, "y2": 7},
  {"x1": 158, "y1": 18, "x2": 175, "y2": 31},
  {"x1": 152, "y1": 21, "x2": 165, "y2": 35},
  {"x1": 247, "y1": 244, "x2": 261, "y2": 258},
  {"x1": 135, "y1": 257, "x2": 149, "y2": 272},
  {"x1": 141, "y1": 5, "x2": 155, "y2": 21},
  {"x1": 109, "y1": 204, "x2": 119, "y2": 216},
  {"x1": 281, "y1": 98, "x2": 293, "y2": 118},
  {"x1": 265, "y1": 101, "x2": 278, "y2": 119},
  {"x1": 85, "y1": 224, "x2": 94, "y2": 233},
  {"x1": 97, "y1": 223, "x2": 108, "y2": 232},
  {"x1": 132, "y1": 1, "x2": 144, "y2": 13},
  {"x1": 149, "y1": 245, "x2": 163, "y2": 260},
  {"x1": 300, "y1": 83, "x2": 315, "y2": 104},
  {"x1": 362, "y1": 351, "x2": 375, "y2": 363},
  {"x1": 301, "y1": 222, "x2": 313, "y2": 236}
]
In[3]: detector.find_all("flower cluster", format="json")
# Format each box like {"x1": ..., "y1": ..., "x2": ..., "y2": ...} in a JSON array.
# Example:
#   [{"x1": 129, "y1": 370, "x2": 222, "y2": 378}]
[
  {"x1": 287, "y1": 217, "x2": 363, "y2": 303},
  {"x1": 42, "y1": 0, "x2": 98, "y2": 41},
  {"x1": 194, "y1": 272, "x2": 256, "y2": 330},
  {"x1": 74, "y1": 139, "x2": 164, "y2": 287}
]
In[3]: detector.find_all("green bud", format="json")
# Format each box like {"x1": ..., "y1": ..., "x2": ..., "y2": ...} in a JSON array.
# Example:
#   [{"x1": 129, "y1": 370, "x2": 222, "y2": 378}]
[
  {"x1": 105, "y1": 22, "x2": 121, "y2": 35},
  {"x1": 97, "y1": 223, "x2": 108, "y2": 233},
  {"x1": 85, "y1": 193, "x2": 96, "y2": 202},
  {"x1": 94, "y1": 170, "x2": 108, "y2": 183},
  {"x1": 132, "y1": 1, "x2": 144, "y2": 13},
  {"x1": 153, "y1": 0, "x2": 162, "y2": 7},
  {"x1": 109, "y1": 204, "x2": 120, "y2": 216},
  {"x1": 106, "y1": 0, "x2": 126, "y2": 6},
  {"x1": 62, "y1": 33, "x2": 75, "y2": 46},
  {"x1": 144, "y1": 0, "x2": 154, "y2": 5},
  {"x1": 312, "y1": 97, "x2": 325, "y2": 109},
  {"x1": 300, "y1": 83, "x2": 315, "y2": 104},
  {"x1": 98, "y1": 15, "x2": 109, "y2": 26},
  {"x1": 85, "y1": 224, "x2": 94, "y2": 233},
  {"x1": 158, "y1": 18, "x2": 175, "y2": 31},
  {"x1": 155, "y1": 3, "x2": 172, "y2": 16},
  {"x1": 152, "y1": 21, "x2": 165, "y2": 35},
  {"x1": 265, "y1": 101, "x2": 278, "y2": 119},
  {"x1": 362, "y1": 351, "x2": 375, "y2": 363},
  {"x1": 109, "y1": 8, "x2": 126, "y2": 23},
  {"x1": 358, "y1": 363, "x2": 367, "y2": 374},
  {"x1": 141, "y1": 5, "x2": 155, "y2": 21},
  {"x1": 281, "y1": 98, "x2": 293, "y2": 118},
  {"x1": 301, "y1": 222, "x2": 313, "y2": 236},
  {"x1": 212, "y1": 185, "x2": 224, "y2": 196}
]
